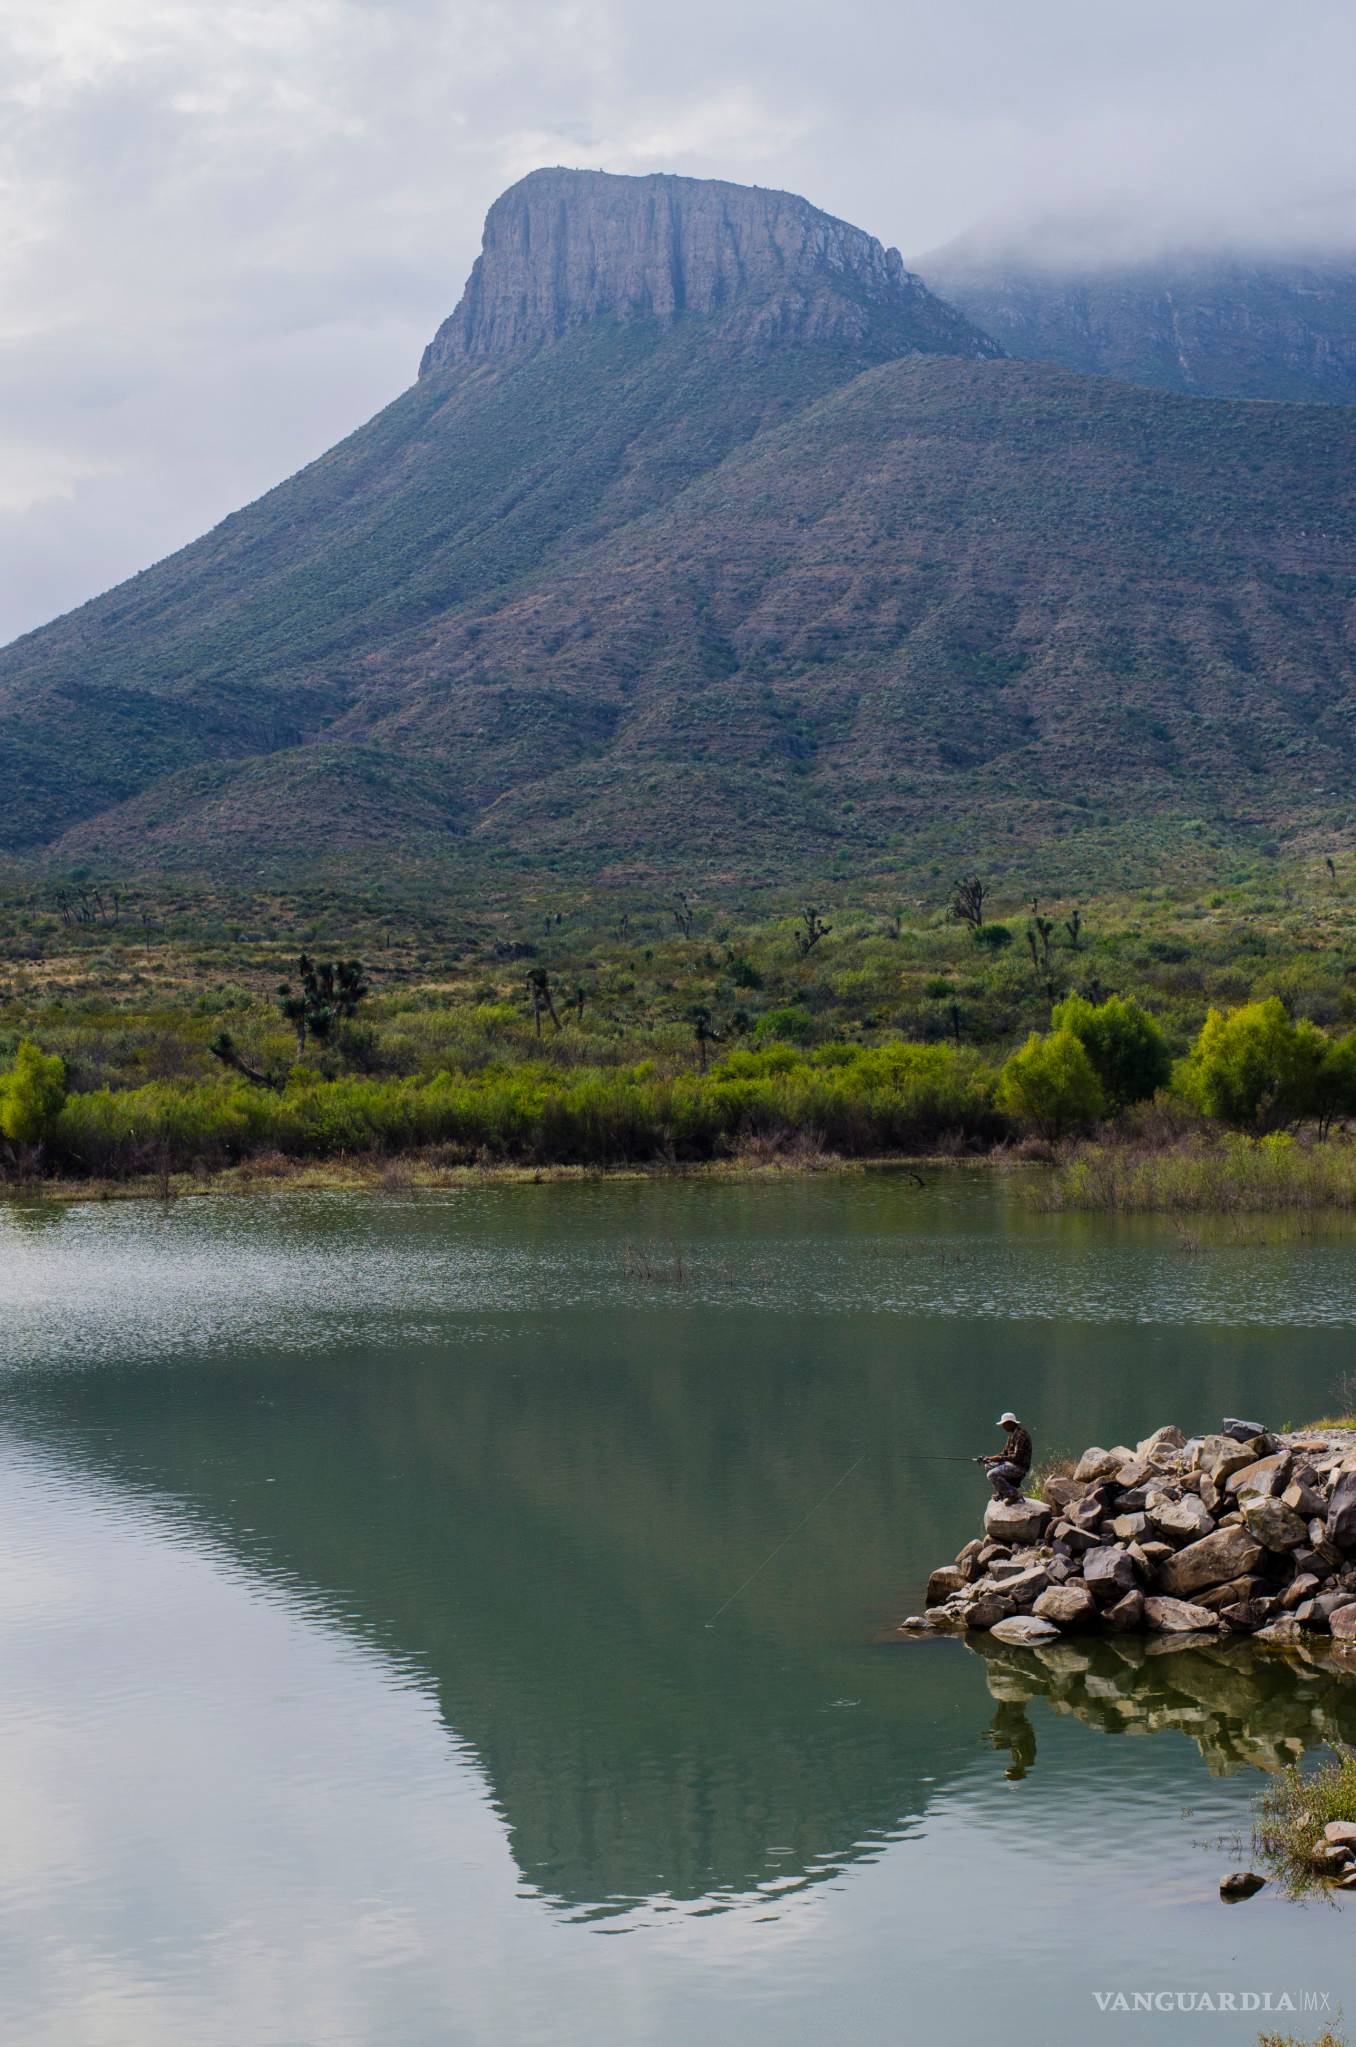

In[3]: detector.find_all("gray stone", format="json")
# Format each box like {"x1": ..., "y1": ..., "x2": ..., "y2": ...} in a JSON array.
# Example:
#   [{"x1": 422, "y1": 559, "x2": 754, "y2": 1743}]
[
  {"x1": 984, "y1": 1496, "x2": 1050, "y2": 1545},
  {"x1": 1138, "y1": 1425, "x2": 1186, "y2": 1463},
  {"x1": 1210, "y1": 1439, "x2": 1268, "y2": 1483},
  {"x1": 1281, "y1": 1572, "x2": 1322, "y2": 1611},
  {"x1": 1143, "y1": 1595, "x2": 1223, "y2": 1633},
  {"x1": 1222, "y1": 1418, "x2": 1267, "y2": 1443},
  {"x1": 926, "y1": 1565, "x2": 968, "y2": 1607},
  {"x1": 1104, "y1": 1588, "x2": 1144, "y2": 1632},
  {"x1": 1073, "y1": 1447, "x2": 1121, "y2": 1484},
  {"x1": 1195, "y1": 1573, "x2": 1264, "y2": 1611},
  {"x1": 1328, "y1": 1602, "x2": 1356, "y2": 1640},
  {"x1": 1110, "y1": 1512, "x2": 1149, "y2": 1542},
  {"x1": 988, "y1": 1615, "x2": 1062, "y2": 1646},
  {"x1": 1042, "y1": 1477, "x2": 1085, "y2": 1512},
  {"x1": 1324, "y1": 1821, "x2": 1356, "y2": 1847},
  {"x1": 1156, "y1": 1525, "x2": 1263, "y2": 1597},
  {"x1": 1241, "y1": 1497, "x2": 1307, "y2": 1552},
  {"x1": 1227, "y1": 1450, "x2": 1292, "y2": 1499},
  {"x1": 963, "y1": 1594, "x2": 1016, "y2": 1630},
  {"x1": 1220, "y1": 1600, "x2": 1270, "y2": 1633},
  {"x1": 1148, "y1": 1493, "x2": 1215, "y2": 1541},
  {"x1": 1083, "y1": 1546, "x2": 1138, "y2": 1600},
  {"x1": 1327, "y1": 1472, "x2": 1356, "y2": 1552},
  {"x1": 1114, "y1": 1458, "x2": 1152, "y2": 1490},
  {"x1": 1219, "y1": 1870, "x2": 1266, "y2": 1899},
  {"x1": 1032, "y1": 1583, "x2": 1097, "y2": 1629},
  {"x1": 994, "y1": 1566, "x2": 1051, "y2": 1609},
  {"x1": 953, "y1": 1538, "x2": 984, "y2": 1579},
  {"x1": 1283, "y1": 1479, "x2": 1327, "y2": 1520}
]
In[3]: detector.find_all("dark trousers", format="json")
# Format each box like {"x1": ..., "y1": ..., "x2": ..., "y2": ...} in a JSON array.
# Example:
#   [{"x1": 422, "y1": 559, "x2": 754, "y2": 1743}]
[{"x1": 988, "y1": 1460, "x2": 1027, "y2": 1502}]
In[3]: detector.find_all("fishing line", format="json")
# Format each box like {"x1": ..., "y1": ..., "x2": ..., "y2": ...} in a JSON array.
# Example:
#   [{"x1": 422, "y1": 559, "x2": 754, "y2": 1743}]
[{"x1": 704, "y1": 1450, "x2": 866, "y2": 1628}]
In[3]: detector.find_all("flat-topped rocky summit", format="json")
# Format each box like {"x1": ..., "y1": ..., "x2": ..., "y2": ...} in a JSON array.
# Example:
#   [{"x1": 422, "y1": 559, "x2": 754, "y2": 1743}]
[{"x1": 903, "y1": 1420, "x2": 1356, "y2": 1647}]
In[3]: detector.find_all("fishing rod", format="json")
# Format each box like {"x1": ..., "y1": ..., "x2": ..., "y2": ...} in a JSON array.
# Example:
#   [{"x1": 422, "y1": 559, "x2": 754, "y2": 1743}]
[
  {"x1": 704, "y1": 1450, "x2": 866, "y2": 1627},
  {"x1": 703, "y1": 1449, "x2": 987, "y2": 1628}
]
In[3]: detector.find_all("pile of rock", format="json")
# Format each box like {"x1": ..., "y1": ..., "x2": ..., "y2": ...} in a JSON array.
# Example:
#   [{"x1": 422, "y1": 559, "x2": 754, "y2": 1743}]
[{"x1": 903, "y1": 1420, "x2": 1356, "y2": 1646}]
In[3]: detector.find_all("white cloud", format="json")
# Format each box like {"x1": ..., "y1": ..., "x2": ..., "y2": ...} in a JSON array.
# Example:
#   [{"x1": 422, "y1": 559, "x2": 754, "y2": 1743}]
[{"x1": 3, "y1": 0, "x2": 1356, "y2": 642}]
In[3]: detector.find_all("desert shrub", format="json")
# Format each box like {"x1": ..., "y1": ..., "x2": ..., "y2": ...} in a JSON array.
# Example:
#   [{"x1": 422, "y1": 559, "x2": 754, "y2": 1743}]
[
  {"x1": 996, "y1": 1029, "x2": 1105, "y2": 1140},
  {"x1": 752, "y1": 1005, "x2": 815, "y2": 1046},
  {"x1": 1051, "y1": 993, "x2": 1171, "y2": 1110},
  {"x1": 0, "y1": 1041, "x2": 68, "y2": 1146},
  {"x1": 1182, "y1": 998, "x2": 1327, "y2": 1131}
]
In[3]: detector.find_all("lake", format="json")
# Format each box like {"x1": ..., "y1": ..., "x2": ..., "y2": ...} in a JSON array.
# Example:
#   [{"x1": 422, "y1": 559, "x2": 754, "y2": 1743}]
[{"x1": 1, "y1": 1172, "x2": 1354, "y2": 2045}]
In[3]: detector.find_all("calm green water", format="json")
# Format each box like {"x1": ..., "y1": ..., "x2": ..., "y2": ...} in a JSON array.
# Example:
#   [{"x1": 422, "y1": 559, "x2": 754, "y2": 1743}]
[{"x1": 2, "y1": 1173, "x2": 1355, "y2": 2046}]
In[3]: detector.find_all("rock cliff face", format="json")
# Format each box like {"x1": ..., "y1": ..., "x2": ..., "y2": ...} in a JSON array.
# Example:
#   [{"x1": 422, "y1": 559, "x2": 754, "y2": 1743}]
[
  {"x1": 420, "y1": 167, "x2": 996, "y2": 371},
  {"x1": 919, "y1": 243, "x2": 1356, "y2": 402}
]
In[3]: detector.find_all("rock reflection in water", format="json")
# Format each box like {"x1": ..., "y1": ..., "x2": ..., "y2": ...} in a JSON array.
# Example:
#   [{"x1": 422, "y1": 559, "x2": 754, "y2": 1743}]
[{"x1": 967, "y1": 1632, "x2": 1356, "y2": 1778}]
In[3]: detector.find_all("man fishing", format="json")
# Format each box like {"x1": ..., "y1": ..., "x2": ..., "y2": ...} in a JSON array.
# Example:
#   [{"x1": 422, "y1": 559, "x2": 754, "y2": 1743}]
[{"x1": 979, "y1": 1410, "x2": 1032, "y2": 1502}]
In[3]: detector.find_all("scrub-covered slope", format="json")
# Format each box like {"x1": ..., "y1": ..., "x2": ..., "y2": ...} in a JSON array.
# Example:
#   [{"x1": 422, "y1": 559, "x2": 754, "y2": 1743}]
[{"x1": 3, "y1": 169, "x2": 1354, "y2": 884}]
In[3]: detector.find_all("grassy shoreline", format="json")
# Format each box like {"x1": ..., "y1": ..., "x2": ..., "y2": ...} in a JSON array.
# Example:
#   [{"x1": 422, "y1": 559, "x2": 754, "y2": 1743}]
[{"x1": 0, "y1": 1146, "x2": 972, "y2": 1206}]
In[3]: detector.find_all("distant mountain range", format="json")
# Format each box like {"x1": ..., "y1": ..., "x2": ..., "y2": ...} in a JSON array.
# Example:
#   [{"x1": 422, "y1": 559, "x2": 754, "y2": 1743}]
[
  {"x1": 3, "y1": 168, "x2": 1355, "y2": 889},
  {"x1": 919, "y1": 239, "x2": 1356, "y2": 404}
]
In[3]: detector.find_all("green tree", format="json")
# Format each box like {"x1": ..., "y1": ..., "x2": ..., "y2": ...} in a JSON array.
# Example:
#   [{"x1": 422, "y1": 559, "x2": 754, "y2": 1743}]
[
  {"x1": 1312, "y1": 1031, "x2": 1356, "y2": 1140},
  {"x1": 0, "y1": 1040, "x2": 67, "y2": 1147},
  {"x1": 1183, "y1": 998, "x2": 1326, "y2": 1132},
  {"x1": 1051, "y1": 994, "x2": 1171, "y2": 1111},
  {"x1": 996, "y1": 1028, "x2": 1105, "y2": 1140}
]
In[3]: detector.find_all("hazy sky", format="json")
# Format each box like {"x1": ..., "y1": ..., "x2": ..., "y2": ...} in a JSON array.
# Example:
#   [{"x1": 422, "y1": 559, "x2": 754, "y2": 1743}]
[{"x1": 4, "y1": 0, "x2": 1356, "y2": 647}]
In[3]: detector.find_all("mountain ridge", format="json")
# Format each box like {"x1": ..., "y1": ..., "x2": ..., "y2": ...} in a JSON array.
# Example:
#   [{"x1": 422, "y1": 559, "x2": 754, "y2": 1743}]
[
  {"x1": 420, "y1": 166, "x2": 997, "y2": 370},
  {"x1": 919, "y1": 237, "x2": 1356, "y2": 402},
  {"x1": 3, "y1": 168, "x2": 1356, "y2": 889}
]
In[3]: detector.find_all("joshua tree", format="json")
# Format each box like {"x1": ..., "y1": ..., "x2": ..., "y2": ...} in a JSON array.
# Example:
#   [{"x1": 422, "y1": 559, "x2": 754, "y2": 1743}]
[
  {"x1": 1026, "y1": 912, "x2": 1057, "y2": 1002},
  {"x1": 949, "y1": 876, "x2": 987, "y2": 932},
  {"x1": 526, "y1": 965, "x2": 561, "y2": 1037},
  {"x1": 277, "y1": 953, "x2": 369, "y2": 1058},
  {"x1": 1065, "y1": 907, "x2": 1083, "y2": 951},
  {"x1": 794, "y1": 905, "x2": 832, "y2": 956},
  {"x1": 672, "y1": 892, "x2": 695, "y2": 938},
  {"x1": 688, "y1": 1003, "x2": 724, "y2": 1072}
]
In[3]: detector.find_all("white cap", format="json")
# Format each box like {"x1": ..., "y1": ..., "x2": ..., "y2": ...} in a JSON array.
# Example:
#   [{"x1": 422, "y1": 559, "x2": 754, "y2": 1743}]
[{"x1": 998, "y1": 1411, "x2": 1019, "y2": 1427}]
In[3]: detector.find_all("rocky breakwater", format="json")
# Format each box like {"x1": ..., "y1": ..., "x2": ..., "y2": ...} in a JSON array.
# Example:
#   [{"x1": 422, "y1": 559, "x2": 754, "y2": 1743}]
[{"x1": 903, "y1": 1420, "x2": 1356, "y2": 1647}]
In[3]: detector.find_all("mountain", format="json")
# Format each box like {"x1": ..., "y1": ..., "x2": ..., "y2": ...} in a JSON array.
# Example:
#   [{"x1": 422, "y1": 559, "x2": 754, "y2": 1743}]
[
  {"x1": 3, "y1": 168, "x2": 1356, "y2": 890},
  {"x1": 920, "y1": 239, "x2": 1356, "y2": 403}
]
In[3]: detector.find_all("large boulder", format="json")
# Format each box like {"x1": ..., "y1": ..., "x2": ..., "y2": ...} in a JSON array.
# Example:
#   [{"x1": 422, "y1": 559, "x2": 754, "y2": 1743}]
[
  {"x1": 1073, "y1": 1447, "x2": 1121, "y2": 1483},
  {"x1": 1227, "y1": 1450, "x2": 1292, "y2": 1500},
  {"x1": 926, "y1": 1566, "x2": 968, "y2": 1607},
  {"x1": 1083, "y1": 1545, "x2": 1138, "y2": 1601},
  {"x1": 1209, "y1": 1438, "x2": 1270, "y2": 1483},
  {"x1": 1220, "y1": 1600, "x2": 1271, "y2": 1633},
  {"x1": 1327, "y1": 1473, "x2": 1356, "y2": 1552},
  {"x1": 1241, "y1": 1497, "x2": 1307, "y2": 1553},
  {"x1": 1222, "y1": 1417, "x2": 1267, "y2": 1443},
  {"x1": 1032, "y1": 1583, "x2": 1097, "y2": 1630},
  {"x1": 1196, "y1": 1573, "x2": 1266, "y2": 1612},
  {"x1": 1104, "y1": 1588, "x2": 1144, "y2": 1632},
  {"x1": 1156, "y1": 1526, "x2": 1263, "y2": 1598},
  {"x1": 1042, "y1": 1477, "x2": 1085, "y2": 1512},
  {"x1": 984, "y1": 1496, "x2": 1050, "y2": 1545},
  {"x1": 989, "y1": 1615, "x2": 1061, "y2": 1646},
  {"x1": 1147, "y1": 1493, "x2": 1215, "y2": 1542},
  {"x1": 1328, "y1": 1603, "x2": 1356, "y2": 1641},
  {"x1": 963, "y1": 1594, "x2": 1016, "y2": 1630},
  {"x1": 1137, "y1": 1425, "x2": 1186, "y2": 1464},
  {"x1": 1144, "y1": 1595, "x2": 1223, "y2": 1633},
  {"x1": 994, "y1": 1566, "x2": 1051, "y2": 1609}
]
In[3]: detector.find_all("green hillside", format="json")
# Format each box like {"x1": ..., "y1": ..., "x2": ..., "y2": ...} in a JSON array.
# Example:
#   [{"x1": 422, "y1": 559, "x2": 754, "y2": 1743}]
[{"x1": 3, "y1": 171, "x2": 1356, "y2": 891}]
